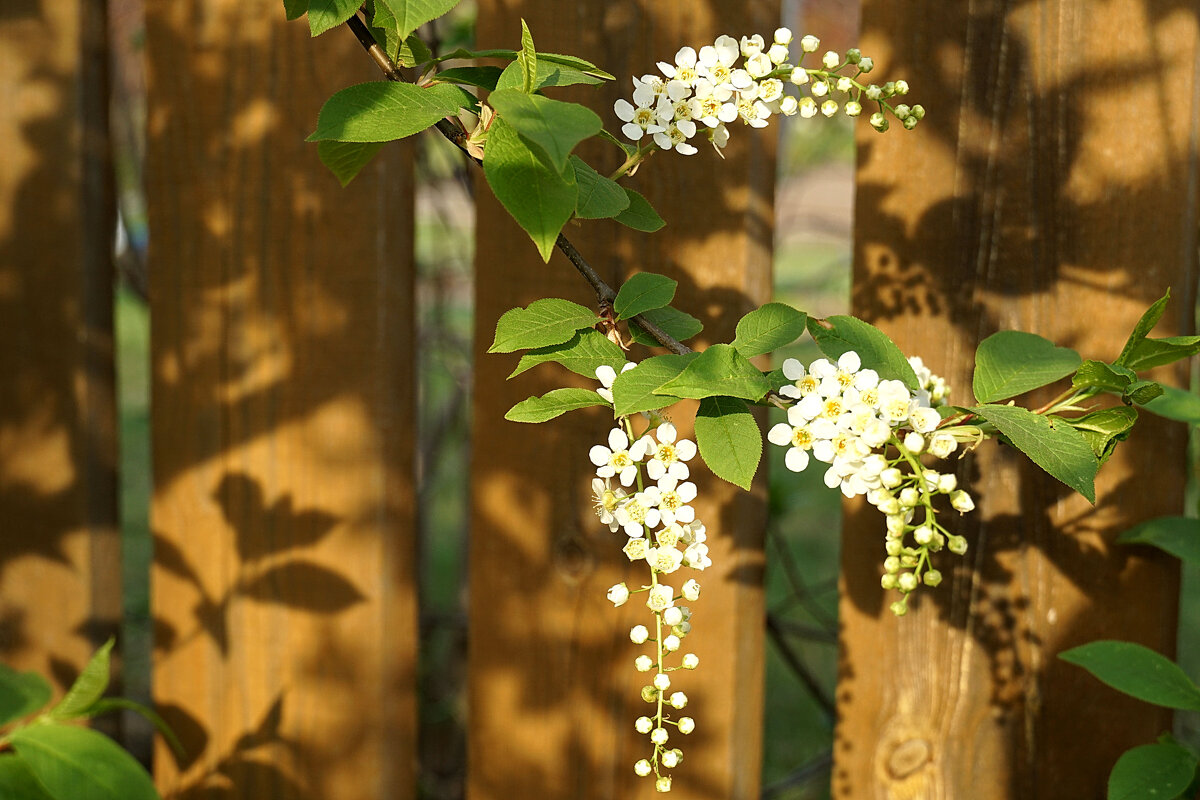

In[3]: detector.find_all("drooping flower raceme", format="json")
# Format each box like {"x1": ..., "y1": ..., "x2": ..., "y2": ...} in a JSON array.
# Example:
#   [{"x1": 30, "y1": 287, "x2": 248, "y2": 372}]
[
  {"x1": 612, "y1": 29, "x2": 923, "y2": 159},
  {"x1": 768, "y1": 351, "x2": 981, "y2": 615}
]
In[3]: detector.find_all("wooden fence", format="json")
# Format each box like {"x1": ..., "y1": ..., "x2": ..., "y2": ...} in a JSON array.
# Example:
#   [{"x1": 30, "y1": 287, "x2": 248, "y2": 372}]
[{"x1": 1, "y1": 0, "x2": 1197, "y2": 798}]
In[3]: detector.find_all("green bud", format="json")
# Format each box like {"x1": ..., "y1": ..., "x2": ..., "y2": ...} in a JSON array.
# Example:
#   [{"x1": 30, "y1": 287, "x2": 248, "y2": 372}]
[
  {"x1": 894, "y1": 79, "x2": 910, "y2": 95},
  {"x1": 641, "y1": 685, "x2": 659, "y2": 703},
  {"x1": 903, "y1": 115, "x2": 919, "y2": 130},
  {"x1": 924, "y1": 569, "x2": 943, "y2": 587},
  {"x1": 846, "y1": 48, "x2": 862, "y2": 63},
  {"x1": 882, "y1": 81, "x2": 896, "y2": 96},
  {"x1": 948, "y1": 535, "x2": 968, "y2": 555},
  {"x1": 881, "y1": 573, "x2": 899, "y2": 590},
  {"x1": 890, "y1": 600, "x2": 908, "y2": 617},
  {"x1": 894, "y1": 104, "x2": 911, "y2": 119},
  {"x1": 911, "y1": 104, "x2": 926, "y2": 120}
]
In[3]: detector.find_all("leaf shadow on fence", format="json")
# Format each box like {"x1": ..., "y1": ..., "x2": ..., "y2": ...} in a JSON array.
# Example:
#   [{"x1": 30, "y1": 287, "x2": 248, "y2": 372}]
[{"x1": 835, "y1": 0, "x2": 1199, "y2": 795}]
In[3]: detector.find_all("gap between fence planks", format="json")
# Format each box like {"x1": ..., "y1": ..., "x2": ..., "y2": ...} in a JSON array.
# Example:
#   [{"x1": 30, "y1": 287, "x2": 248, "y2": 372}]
[
  {"x1": 469, "y1": 2, "x2": 777, "y2": 798},
  {"x1": 0, "y1": 0, "x2": 121, "y2": 716},
  {"x1": 146, "y1": 1, "x2": 418, "y2": 797},
  {"x1": 837, "y1": 2, "x2": 1200, "y2": 797}
]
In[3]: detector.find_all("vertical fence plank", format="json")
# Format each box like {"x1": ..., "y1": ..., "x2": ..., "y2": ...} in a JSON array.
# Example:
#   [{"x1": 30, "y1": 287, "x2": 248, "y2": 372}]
[
  {"x1": 145, "y1": 2, "x2": 418, "y2": 797},
  {"x1": 0, "y1": 0, "x2": 120, "y2": 688},
  {"x1": 469, "y1": 2, "x2": 776, "y2": 798},
  {"x1": 837, "y1": 2, "x2": 1200, "y2": 797}
]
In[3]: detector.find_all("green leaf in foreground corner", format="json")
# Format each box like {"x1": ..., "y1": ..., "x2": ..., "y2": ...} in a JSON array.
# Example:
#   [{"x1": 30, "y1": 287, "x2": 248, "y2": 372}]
[
  {"x1": 488, "y1": 297, "x2": 598, "y2": 354},
  {"x1": 505, "y1": 388, "x2": 609, "y2": 423},
  {"x1": 615, "y1": 188, "x2": 665, "y2": 232},
  {"x1": 1107, "y1": 742, "x2": 1198, "y2": 800},
  {"x1": 1059, "y1": 640, "x2": 1200, "y2": 711},
  {"x1": 731, "y1": 303, "x2": 807, "y2": 359},
  {"x1": 972, "y1": 330, "x2": 1080, "y2": 403},
  {"x1": 48, "y1": 637, "x2": 114, "y2": 720},
  {"x1": 306, "y1": 0, "x2": 360, "y2": 36},
  {"x1": 629, "y1": 306, "x2": 703, "y2": 347},
  {"x1": 695, "y1": 396, "x2": 762, "y2": 490},
  {"x1": 488, "y1": 90, "x2": 601, "y2": 173},
  {"x1": 1117, "y1": 516, "x2": 1200, "y2": 565},
  {"x1": 1145, "y1": 385, "x2": 1200, "y2": 425},
  {"x1": 0, "y1": 666, "x2": 51, "y2": 728},
  {"x1": 654, "y1": 344, "x2": 772, "y2": 402},
  {"x1": 611, "y1": 353, "x2": 697, "y2": 416},
  {"x1": 483, "y1": 117, "x2": 578, "y2": 261},
  {"x1": 11, "y1": 725, "x2": 160, "y2": 800},
  {"x1": 518, "y1": 18, "x2": 537, "y2": 93},
  {"x1": 308, "y1": 82, "x2": 468, "y2": 143},
  {"x1": 971, "y1": 404, "x2": 1098, "y2": 502},
  {"x1": 570, "y1": 157, "x2": 629, "y2": 220},
  {"x1": 1115, "y1": 289, "x2": 1170, "y2": 367},
  {"x1": 283, "y1": 0, "x2": 309, "y2": 21},
  {"x1": 1124, "y1": 334, "x2": 1200, "y2": 372},
  {"x1": 374, "y1": 0, "x2": 462, "y2": 41},
  {"x1": 317, "y1": 141, "x2": 386, "y2": 186},
  {"x1": 614, "y1": 272, "x2": 677, "y2": 321},
  {"x1": 807, "y1": 315, "x2": 919, "y2": 390},
  {"x1": 508, "y1": 328, "x2": 626, "y2": 379},
  {"x1": 0, "y1": 756, "x2": 56, "y2": 800}
]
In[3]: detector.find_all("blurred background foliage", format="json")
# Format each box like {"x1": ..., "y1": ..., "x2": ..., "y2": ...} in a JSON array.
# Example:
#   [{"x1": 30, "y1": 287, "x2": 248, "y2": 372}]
[{"x1": 106, "y1": 0, "x2": 1199, "y2": 798}]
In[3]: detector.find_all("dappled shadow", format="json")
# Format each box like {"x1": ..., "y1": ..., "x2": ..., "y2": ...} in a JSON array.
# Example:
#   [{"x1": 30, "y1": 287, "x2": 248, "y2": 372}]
[{"x1": 833, "y1": 0, "x2": 1199, "y2": 796}]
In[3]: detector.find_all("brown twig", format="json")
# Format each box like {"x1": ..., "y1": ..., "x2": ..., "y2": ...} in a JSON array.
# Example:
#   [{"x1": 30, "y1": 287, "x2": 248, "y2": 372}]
[{"x1": 342, "y1": 13, "x2": 699, "y2": 357}]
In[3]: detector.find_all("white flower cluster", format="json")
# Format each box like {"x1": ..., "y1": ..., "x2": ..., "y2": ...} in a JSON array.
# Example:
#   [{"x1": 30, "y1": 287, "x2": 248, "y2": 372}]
[
  {"x1": 590, "y1": 367, "x2": 709, "y2": 791},
  {"x1": 613, "y1": 30, "x2": 921, "y2": 157},
  {"x1": 767, "y1": 351, "x2": 975, "y2": 614}
]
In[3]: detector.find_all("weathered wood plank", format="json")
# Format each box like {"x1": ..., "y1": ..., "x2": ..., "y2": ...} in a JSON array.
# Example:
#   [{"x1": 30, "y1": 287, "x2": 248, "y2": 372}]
[
  {"x1": 837, "y1": 2, "x2": 1199, "y2": 797},
  {"x1": 469, "y1": 3, "x2": 776, "y2": 798},
  {"x1": 0, "y1": 0, "x2": 121, "y2": 694},
  {"x1": 145, "y1": 3, "x2": 418, "y2": 796}
]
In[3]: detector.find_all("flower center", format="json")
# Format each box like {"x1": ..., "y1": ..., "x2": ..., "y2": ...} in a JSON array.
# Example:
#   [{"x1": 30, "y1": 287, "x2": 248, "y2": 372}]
[
  {"x1": 657, "y1": 443, "x2": 677, "y2": 464},
  {"x1": 660, "y1": 492, "x2": 681, "y2": 512},
  {"x1": 634, "y1": 108, "x2": 656, "y2": 127},
  {"x1": 791, "y1": 427, "x2": 814, "y2": 449}
]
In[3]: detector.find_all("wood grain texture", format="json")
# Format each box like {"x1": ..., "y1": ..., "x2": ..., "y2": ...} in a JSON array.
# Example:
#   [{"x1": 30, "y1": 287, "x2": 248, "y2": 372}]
[
  {"x1": 469, "y1": 3, "x2": 776, "y2": 798},
  {"x1": 0, "y1": 0, "x2": 121, "y2": 693},
  {"x1": 145, "y1": 2, "x2": 418, "y2": 797},
  {"x1": 837, "y1": 1, "x2": 1200, "y2": 797}
]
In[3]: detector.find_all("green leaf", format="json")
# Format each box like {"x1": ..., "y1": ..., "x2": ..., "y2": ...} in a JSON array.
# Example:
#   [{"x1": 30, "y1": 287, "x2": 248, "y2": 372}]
[
  {"x1": 487, "y1": 90, "x2": 601, "y2": 173},
  {"x1": 1059, "y1": 640, "x2": 1200, "y2": 711},
  {"x1": 1124, "y1": 335, "x2": 1200, "y2": 372},
  {"x1": 488, "y1": 297, "x2": 597, "y2": 354},
  {"x1": 1145, "y1": 385, "x2": 1200, "y2": 425},
  {"x1": 431, "y1": 66, "x2": 504, "y2": 90},
  {"x1": 1115, "y1": 289, "x2": 1171, "y2": 367},
  {"x1": 508, "y1": 328, "x2": 626, "y2": 379},
  {"x1": 695, "y1": 396, "x2": 762, "y2": 490},
  {"x1": 971, "y1": 404, "x2": 1098, "y2": 502},
  {"x1": 611, "y1": 354, "x2": 697, "y2": 416},
  {"x1": 807, "y1": 316, "x2": 919, "y2": 390},
  {"x1": 10, "y1": 725, "x2": 160, "y2": 800},
  {"x1": 85, "y1": 698, "x2": 186, "y2": 759},
  {"x1": 317, "y1": 141, "x2": 386, "y2": 186},
  {"x1": 306, "y1": 0, "x2": 360, "y2": 36},
  {"x1": 48, "y1": 638, "x2": 114, "y2": 720},
  {"x1": 614, "y1": 188, "x2": 665, "y2": 232},
  {"x1": 283, "y1": 0, "x2": 309, "y2": 21},
  {"x1": 1068, "y1": 406, "x2": 1137, "y2": 466},
  {"x1": 629, "y1": 306, "x2": 703, "y2": 347},
  {"x1": 1073, "y1": 360, "x2": 1137, "y2": 394},
  {"x1": 570, "y1": 157, "x2": 629, "y2": 220},
  {"x1": 972, "y1": 331, "x2": 1081, "y2": 403},
  {"x1": 1107, "y1": 742, "x2": 1198, "y2": 800},
  {"x1": 482, "y1": 117, "x2": 578, "y2": 261},
  {"x1": 308, "y1": 82, "x2": 468, "y2": 143},
  {"x1": 505, "y1": 388, "x2": 609, "y2": 423},
  {"x1": 518, "y1": 19, "x2": 537, "y2": 93},
  {"x1": 433, "y1": 48, "x2": 614, "y2": 80},
  {"x1": 655, "y1": 344, "x2": 772, "y2": 402},
  {"x1": 374, "y1": 0, "x2": 461, "y2": 41},
  {"x1": 364, "y1": 0, "x2": 403, "y2": 60},
  {"x1": 1117, "y1": 516, "x2": 1200, "y2": 565},
  {"x1": 0, "y1": 756, "x2": 56, "y2": 800},
  {"x1": 494, "y1": 59, "x2": 605, "y2": 91},
  {"x1": 398, "y1": 34, "x2": 433, "y2": 67},
  {"x1": 614, "y1": 273, "x2": 677, "y2": 321},
  {"x1": 1123, "y1": 380, "x2": 1164, "y2": 406},
  {"x1": 0, "y1": 667, "x2": 51, "y2": 727},
  {"x1": 731, "y1": 303, "x2": 807, "y2": 359}
]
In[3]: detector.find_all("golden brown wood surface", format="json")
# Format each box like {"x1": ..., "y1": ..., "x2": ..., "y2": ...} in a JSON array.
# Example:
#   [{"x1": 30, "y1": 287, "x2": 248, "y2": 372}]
[
  {"x1": 0, "y1": 0, "x2": 121, "y2": 691},
  {"x1": 469, "y1": 3, "x2": 776, "y2": 798},
  {"x1": 145, "y1": 2, "x2": 418, "y2": 797},
  {"x1": 837, "y1": 2, "x2": 1199, "y2": 797}
]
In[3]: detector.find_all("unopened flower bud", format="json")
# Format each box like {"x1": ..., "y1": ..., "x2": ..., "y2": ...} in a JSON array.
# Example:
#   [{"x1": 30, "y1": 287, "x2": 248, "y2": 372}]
[
  {"x1": 924, "y1": 569, "x2": 943, "y2": 587},
  {"x1": 898, "y1": 572, "x2": 918, "y2": 593},
  {"x1": 768, "y1": 43, "x2": 789, "y2": 65},
  {"x1": 869, "y1": 112, "x2": 889, "y2": 131},
  {"x1": 865, "y1": 84, "x2": 882, "y2": 100},
  {"x1": 844, "y1": 100, "x2": 862, "y2": 117},
  {"x1": 881, "y1": 467, "x2": 903, "y2": 488},
  {"x1": 879, "y1": 496, "x2": 901, "y2": 515},
  {"x1": 661, "y1": 749, "x2": 680, "y2": 768},
  {"x1": 821, "y1": 100, "x2": 838, "y2": 117},
  {"x1": 836, "y1": 76, "x2": 852, "y2": 92},
  {"x1": 682, "y1": 579, "x2": 700, "y2": 601},
  {"x1": 779, "y1": 96, "x2": 799, "y2": 116},
  {"x1": 948, "y1": 535, "x2": 968, "y2": 555},
  {"x1": 899, "y1": 487, "x2": 920, "y2": 507},
  {"x1": 663, "y1": 606, "x2": 683, "y2": 626},
  {"x1": 641, "y1": 685, "x2": 659, "y2": 703},
  {"x1": 636, "y1": 716, "x2": 653, "y2": 733},
  {"x1": 636, "y1": 655, "x2": 654, "y2": 672},
  {"x1": 904, "y1": 431, "x2": 925, "y2": 453},
  {"x1": 886, "y1": 514, "x2": 907, "y2": 536},
  {"x1": 884, "y1": 556, "x2": 901, "y2": 573},
  {"x1": 678, "y1": 716, "x2": 695, "y2": 734},
  {"x1": 950, "y1": 490, "x2": 975, "y2": 513},
  {"x1": 894, "y1": 79, "x2": 910, "y2": 95},
  {"x1": 881, "y1": 573, "x2": 898, "y2": 590},
  {"x1": 913, "y1": 525, "x2": 934, "y2": 545},
  {"x1": 903, "y1": 115, "x2": 919, "y2": 130},
  {"x1": 631, "y1": 625, "x2": 649, "y2": 644},
  {"x1": 651, "y1": 727, "x2": 669, "y2": 745},
  {"x1": 890, "y1": 600, "x2": 908, "y2": 616},
  {"x1": 800, "y1": 35, "x2": 820, "y2": 53},
  {"x1": 885, "y1": 539, "x2": 902, "y2": 556},
  {"x1": 656, "y1": 776, "x2": 672, "y2": 793},
  {"x1": 937, "y1": 473, "x2": 958, "y2": 493},
  {"x1": 810, "y1": 80, "x2": 829, "y2": 97},
  {"x1": 911, "y1": 104, "x2": 925, "y2": 119},
  {"x1": 682, "y1": 653, "x2": 699, "y2": 669},
  {"x1": 895, "y1": 104, "x2": 911, "y2": 120},
  {"x1": 859, "y1": 56, "x2": 874, "y2": 72},
  {"x1": 669, "y1": 691, "x2": 688, "y2": 709},
  {"x1": 663, "y1": 634, "x2": 681, "y2": 652},
  {"x1": 822, "y1": 50, "x2": 841, "y2": 69},
  {"x1": 790, "y1": 67, "x2": 810, "y2": 85},
  {"x1": 775, "y1": 27, "x2": 794, "y2": 45},
  {"x1": 929, "y1": 433, "x2": 957, "y2": 459},
  {"x1": 607, "y1": 582, "x2": 630, "y2": 606},
  {"x1": 635, "y1": 759, "x2": 652, "y2": 777},
  {"x1": 799, "y1": 97, "x2": 818, "y2": 118},
  {"x1": 654, "y1": 673, "x2": 671, "y2": 690}
]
